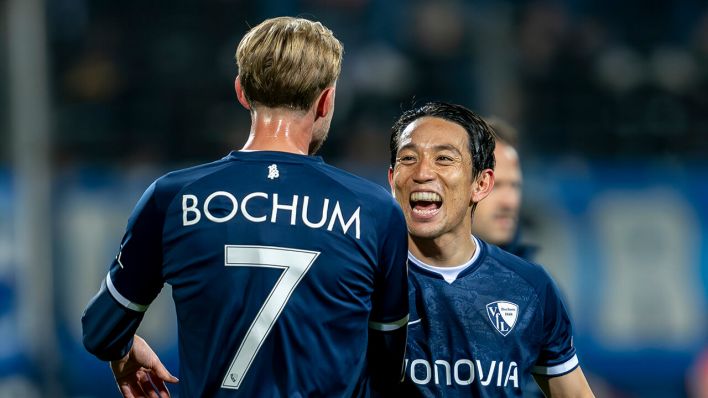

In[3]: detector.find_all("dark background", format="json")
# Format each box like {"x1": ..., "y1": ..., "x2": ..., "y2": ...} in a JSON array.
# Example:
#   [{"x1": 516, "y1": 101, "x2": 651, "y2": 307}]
[{"x1": 1, "y1": 0, "x2": 707, "y2": 397}]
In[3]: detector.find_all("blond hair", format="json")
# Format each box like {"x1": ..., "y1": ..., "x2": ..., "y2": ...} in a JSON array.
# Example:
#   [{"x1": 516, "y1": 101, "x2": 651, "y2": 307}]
[{"x1": 236, "y1": 16, "x2": 343, "y2": 111}]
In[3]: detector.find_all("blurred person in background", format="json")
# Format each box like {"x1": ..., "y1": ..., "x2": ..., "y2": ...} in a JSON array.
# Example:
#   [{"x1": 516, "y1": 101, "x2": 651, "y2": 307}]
[
  {"x1": 473, "y1": 117, "x2": 619, "y2": 397},
  {"x1": 81, "y1": 16, "x2": 409, "y2": 397},
  {"x1": 388, "y1": 101, "x2": 594, "y2": 397},
  {"x1": 471, "y1": 118, "x2": 547, "y2": 398},
  {"x1": 472, "y1": 116, "x2": 536, "y2": 260}
]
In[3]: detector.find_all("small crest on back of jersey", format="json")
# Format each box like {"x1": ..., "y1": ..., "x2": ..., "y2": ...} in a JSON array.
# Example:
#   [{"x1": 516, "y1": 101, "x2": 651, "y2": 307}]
[
  {"x1": 486, "y1": 301, "x2": 519, "y2": 336},
  {"x1": 267, "y1": 164, "x2": 280, "y2": 180}
]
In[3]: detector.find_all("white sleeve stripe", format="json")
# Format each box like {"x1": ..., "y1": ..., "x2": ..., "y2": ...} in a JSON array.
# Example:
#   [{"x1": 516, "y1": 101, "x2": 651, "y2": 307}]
[
  {"x1": 105, "y1": 272, "x2": 149, "y2": 313},
  {"x1": 532, "y1": 354, "x2": 579, "y2": 376},
  {"x1": 368, "y1": 314, "x2": 409, "y2": 331}
]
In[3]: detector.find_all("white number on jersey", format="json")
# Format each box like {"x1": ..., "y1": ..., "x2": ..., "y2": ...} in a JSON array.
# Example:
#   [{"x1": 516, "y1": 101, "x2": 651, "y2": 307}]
[{"x1": 221, "y1": 245, "x2": 319, "y2": 389}]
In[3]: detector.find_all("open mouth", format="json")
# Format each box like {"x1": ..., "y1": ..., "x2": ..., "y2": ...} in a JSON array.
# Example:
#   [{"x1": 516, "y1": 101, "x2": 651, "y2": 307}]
[{"x1": 410, "y1": 191, "x2": 442, "y2": 217}]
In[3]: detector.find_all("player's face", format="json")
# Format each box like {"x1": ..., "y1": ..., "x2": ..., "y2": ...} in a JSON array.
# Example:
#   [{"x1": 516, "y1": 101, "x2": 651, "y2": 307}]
[
  {"x1": 389, "y1": 117, "x2": 478, "y2": 240},
  {"x1": 472, "y1": 141, "x2": 522, "y2": 245}
]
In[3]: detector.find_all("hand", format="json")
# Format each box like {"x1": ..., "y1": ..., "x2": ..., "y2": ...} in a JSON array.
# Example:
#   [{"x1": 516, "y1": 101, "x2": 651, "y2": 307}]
[{"x1": 110, "y1": 335, "x2": 179, "y2": 398}]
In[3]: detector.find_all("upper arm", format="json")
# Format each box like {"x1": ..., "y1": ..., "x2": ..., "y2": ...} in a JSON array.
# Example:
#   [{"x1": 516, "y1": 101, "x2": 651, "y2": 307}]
[
  {"x1": 108, "y1": 181, "x2": 166, "y2": 306},
  {"x1": 368, "y1": 200, "x2": 409, "y2": 332},
  {"x1": 532, "y1": 274, "x2": 578, "y2": 377},
  {"x1": 366, "y1": 200, "x2": 409, "y2": 390},
  {"x1": 534, "y1": 366, "x2": 595, "y2": 398},
  {"x1": 82, "y1": 181, "x2": 167, "y2": 360}
]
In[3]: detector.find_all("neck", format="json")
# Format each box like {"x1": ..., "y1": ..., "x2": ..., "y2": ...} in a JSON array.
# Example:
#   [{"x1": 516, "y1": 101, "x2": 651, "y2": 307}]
[
  {"x1": 408, "y1": 231, "x2": 477, "y2": 268},
  {"x1": 241, "y1": 106, "x2": 316, "y2": 155}
]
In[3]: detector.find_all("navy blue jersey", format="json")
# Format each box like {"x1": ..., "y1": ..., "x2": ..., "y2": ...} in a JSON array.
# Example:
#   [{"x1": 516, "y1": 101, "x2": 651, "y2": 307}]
[
  {"x1": 402, "y1": 239, "x2": 577, "y2": 397},
  {"x1": 82, "y1": 151, "x2": 409, "y2": 397}
]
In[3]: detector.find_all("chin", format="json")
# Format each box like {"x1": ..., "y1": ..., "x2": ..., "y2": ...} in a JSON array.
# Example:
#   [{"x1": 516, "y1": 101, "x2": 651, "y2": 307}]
[{"x1": 409, "y1": 226, "x2": 443, "y2": 240}]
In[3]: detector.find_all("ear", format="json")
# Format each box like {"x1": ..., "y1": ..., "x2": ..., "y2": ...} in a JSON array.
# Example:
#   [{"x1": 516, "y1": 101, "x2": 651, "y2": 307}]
[
  {"x1": 387, "y1": 167, "x2": 395, "y2": 197},
  {"x1": 471, "y1": 169, "x2": 494, "y2": 204},
  {"x1": 314, "y1": 86, "x2": 336, "y2": 119},
  {"x1": 234, "y1": 76, "x2": 251, "y2": 110}
]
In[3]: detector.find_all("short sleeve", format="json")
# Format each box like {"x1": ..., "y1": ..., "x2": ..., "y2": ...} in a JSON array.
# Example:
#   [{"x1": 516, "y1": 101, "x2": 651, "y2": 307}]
[
  {"x1": 531, "y1": 274, "x2": 579, "y2": 377},
  {"x1": 107, "y1": 181, "x2": 165, "y2": 310}
]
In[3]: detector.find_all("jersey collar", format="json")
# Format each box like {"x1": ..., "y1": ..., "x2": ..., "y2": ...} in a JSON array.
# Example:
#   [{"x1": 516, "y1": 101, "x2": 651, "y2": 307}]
[
  {"x1": 408, "y1": 235, "x2": 487, "y2": 283},
  {"x1": 225, "y1": 150, "x2": 324, "y2": 164}
]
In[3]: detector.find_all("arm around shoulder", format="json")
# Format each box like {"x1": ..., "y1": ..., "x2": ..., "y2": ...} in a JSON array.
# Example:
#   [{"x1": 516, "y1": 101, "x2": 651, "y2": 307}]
[{"x1": 534, "y1": 366, "x2": 595, "y2": 398}]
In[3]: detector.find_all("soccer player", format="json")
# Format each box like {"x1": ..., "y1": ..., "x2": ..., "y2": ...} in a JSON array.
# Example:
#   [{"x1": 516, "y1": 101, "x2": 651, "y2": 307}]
[
  {"x1": 388, "y1": 101, "x2": 594, "y2": 397},
  {"x1": 82, "y1": 17, "x2": 409, "y2": 398},
  {"x1": 471, "y1": 117, "x2": 535, "y2": 260}
]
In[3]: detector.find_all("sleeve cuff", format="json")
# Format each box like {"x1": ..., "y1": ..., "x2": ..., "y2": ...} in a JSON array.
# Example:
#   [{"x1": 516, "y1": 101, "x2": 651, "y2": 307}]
[
  {"x1": 532, "y1": 354, "x2": 579, "y2": 377},
  {"x1": 368, "y1": 314, "x2": 409, "y2": 331},
  {"x1": 106, "y1": 272, "x2": 149, "y2": 312}
]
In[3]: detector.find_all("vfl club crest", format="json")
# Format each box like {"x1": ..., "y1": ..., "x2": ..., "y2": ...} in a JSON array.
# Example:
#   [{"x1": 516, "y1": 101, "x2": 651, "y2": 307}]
[{"x1": 486, "y1": 301, "x2": 519, "y2": 336}]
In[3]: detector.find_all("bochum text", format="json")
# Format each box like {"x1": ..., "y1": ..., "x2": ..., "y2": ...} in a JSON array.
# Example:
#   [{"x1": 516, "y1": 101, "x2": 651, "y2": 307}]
[{"x1": 182, "y1": 192, "x2": 361, "y2": 240}]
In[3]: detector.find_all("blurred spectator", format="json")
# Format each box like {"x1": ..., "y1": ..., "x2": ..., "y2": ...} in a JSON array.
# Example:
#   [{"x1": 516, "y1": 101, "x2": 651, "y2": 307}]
[{"x1": 473, "y1": 116, "x2": 535, "y2": 259}]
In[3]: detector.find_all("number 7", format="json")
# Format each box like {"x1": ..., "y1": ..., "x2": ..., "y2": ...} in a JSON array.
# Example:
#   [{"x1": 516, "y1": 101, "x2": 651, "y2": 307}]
[{"x1": 221, "y1": 245, "x2": 320, "y2": 389}]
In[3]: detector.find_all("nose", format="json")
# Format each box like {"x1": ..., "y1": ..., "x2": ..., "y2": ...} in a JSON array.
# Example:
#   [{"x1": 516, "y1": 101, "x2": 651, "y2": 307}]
[{"x1": 412, "y1": 157, "x2": 435, "y2": 183}]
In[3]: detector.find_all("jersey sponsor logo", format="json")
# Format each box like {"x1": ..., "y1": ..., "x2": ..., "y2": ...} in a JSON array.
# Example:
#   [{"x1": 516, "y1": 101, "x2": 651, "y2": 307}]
[
  {"x1": 267, "y1": 164, "x2": 279, "y2": 180},
  {"x1": 182, "y1": 192, "x2": 361, "y2": 239},
  {"x1": 405, "y1": 358, "x2": 519, "y2": 389},
  {"x1": 486, "y1": 301, "x2": 519, "y2": 336}
]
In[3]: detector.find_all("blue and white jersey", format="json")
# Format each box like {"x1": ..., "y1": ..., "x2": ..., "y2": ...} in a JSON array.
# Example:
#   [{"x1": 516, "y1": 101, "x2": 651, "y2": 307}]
[
  {"x1": 402, "y1": 238, "x2": 577, "y2": 397},
  {"x1": 82, "y1": 151, "x2": 409, "y2": 397}
]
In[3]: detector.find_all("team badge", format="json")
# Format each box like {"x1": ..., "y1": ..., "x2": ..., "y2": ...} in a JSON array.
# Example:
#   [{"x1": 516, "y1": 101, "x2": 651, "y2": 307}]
[
  {"x1": 267, "y1": 164, "x2": 280, "y2": 180},
  {"x1": 486, "y1": 301, "x2": 519, "y2": 336}
]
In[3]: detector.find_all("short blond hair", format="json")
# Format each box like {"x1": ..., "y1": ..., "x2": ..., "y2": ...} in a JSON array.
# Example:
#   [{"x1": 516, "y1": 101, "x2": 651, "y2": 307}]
[{"x1": 236, "y1": 16, "x2": 343, "y2": 111}]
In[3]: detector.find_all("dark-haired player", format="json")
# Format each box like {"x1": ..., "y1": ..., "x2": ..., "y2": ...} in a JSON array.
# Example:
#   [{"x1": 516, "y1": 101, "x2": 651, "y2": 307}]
[{"x1": 388, "y1": 101, "x2": 593, "y2": 397}]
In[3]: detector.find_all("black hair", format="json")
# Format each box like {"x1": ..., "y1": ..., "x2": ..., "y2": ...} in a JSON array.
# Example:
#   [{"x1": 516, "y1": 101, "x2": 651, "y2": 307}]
[{"x1": 389, "y1": 101, "x2": 496, "y2": 178}]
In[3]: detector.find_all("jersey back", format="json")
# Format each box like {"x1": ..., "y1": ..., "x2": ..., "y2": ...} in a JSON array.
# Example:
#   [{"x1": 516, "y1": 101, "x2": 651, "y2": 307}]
[{"x1": 106, "y1": 151, "x2": 409, "y2": 397}]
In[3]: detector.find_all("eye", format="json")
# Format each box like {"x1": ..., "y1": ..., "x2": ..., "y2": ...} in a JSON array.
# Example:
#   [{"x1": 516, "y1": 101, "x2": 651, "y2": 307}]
[
  {"x1": 436, "y1": 155, "x2": 455, "y2": 164},
  {"x1": 397, "y1": 154, "x2": 417, "y2": 165}
]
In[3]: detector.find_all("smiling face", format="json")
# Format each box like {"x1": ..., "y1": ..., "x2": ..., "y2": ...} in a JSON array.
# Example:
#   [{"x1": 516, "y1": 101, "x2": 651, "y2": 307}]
[{"x1": 389, "y1": 117, "x2": 492, "y2": 243}]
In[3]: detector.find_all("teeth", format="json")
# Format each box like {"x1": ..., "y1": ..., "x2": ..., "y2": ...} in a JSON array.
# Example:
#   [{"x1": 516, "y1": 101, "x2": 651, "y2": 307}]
[
  {"x1": 410, "y1": 192, "x2": 442, "y2": 202},
  {"x1": 412, "y1": 208, "x2": 439, "y2": 215}
]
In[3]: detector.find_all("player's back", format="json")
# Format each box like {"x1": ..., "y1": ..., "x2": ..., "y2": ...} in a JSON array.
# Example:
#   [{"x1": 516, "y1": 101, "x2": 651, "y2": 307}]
[{"x1": 154, "y1": 151, "x2": 406, "y2": 397}]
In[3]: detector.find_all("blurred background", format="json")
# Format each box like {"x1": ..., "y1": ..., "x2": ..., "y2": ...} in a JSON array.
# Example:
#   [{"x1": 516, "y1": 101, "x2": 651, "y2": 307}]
[{"x1": 1, "y1": 0, "x2": 708, "y2": 396}]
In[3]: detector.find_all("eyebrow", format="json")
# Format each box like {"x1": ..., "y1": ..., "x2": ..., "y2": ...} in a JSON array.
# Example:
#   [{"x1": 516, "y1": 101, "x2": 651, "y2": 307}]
[{"x1": 398, "y1": 143, "x2": 463, "y2": 156}]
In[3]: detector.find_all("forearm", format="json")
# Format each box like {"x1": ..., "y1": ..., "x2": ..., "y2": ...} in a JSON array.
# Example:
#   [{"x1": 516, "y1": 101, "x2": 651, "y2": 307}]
[
  {"x1": 82, "y1": 283, "x2": 144, "y2": 361},
  {"x1": 535, "y1": 367, "x2": 595, "y2": 398},
  {"x1": 367, "y1": 326, "x2": 407, "y2": 390}
]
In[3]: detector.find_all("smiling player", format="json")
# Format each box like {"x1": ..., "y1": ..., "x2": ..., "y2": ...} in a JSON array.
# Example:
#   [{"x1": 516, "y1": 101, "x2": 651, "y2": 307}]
[{"x1": 387, "y1": 101, "x2": 594, "y2": 397}]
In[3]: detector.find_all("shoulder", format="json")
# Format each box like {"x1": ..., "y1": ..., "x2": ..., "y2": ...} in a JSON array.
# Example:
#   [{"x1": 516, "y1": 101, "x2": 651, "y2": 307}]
[
  {"x1": 482, "y1": 240, "x2": 557, "y2": 293},
  {"x1": 151, "y1": 157, "x2": 233, "y2": 208},
  {"x1": 317, "y1": 163, "x2": 400, "y2": 210}
]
